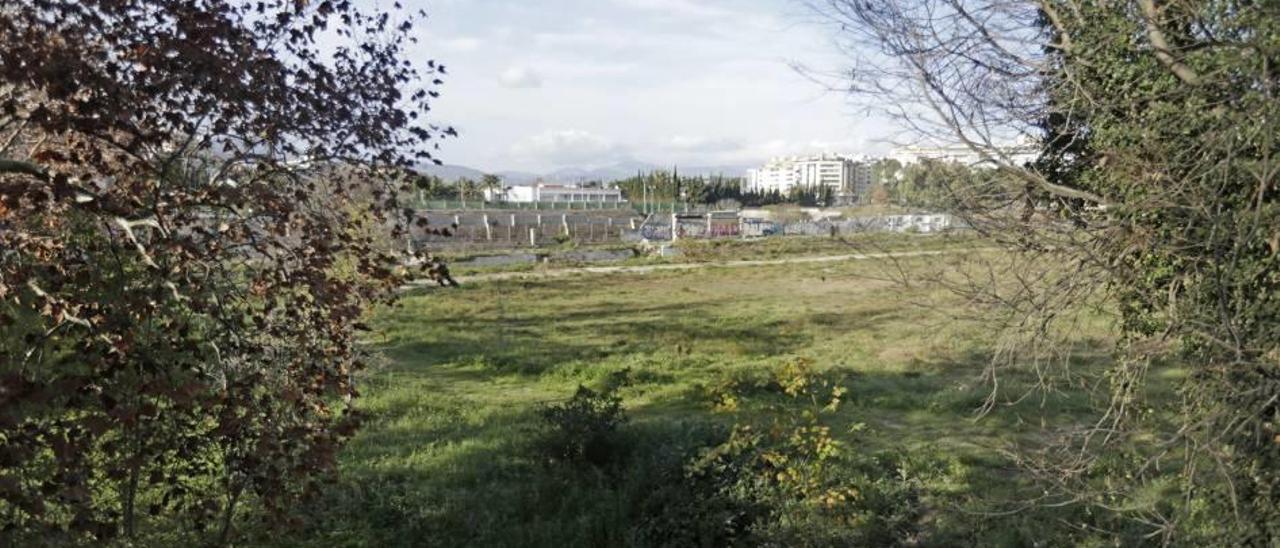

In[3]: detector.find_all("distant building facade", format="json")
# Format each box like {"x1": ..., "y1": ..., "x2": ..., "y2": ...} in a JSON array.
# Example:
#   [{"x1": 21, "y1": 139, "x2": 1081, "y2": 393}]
[
  {"x1": 486, "y1": 183, "x2": 624, "y2": 204},
  {"x1": 851, "y1": 161, "x2": 874, "y2": 200},
  {"x1": 890, "y1": 141, "x2": 1038, "y2": 166},
  {"x1": 742, "y1": 154, "x2": 869, "y2": 202}
]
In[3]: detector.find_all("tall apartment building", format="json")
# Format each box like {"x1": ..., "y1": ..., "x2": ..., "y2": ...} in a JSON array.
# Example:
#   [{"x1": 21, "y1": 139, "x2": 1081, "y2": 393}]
[
  {"x1": 743, "y1": 154, "x2": 867, "y2": 202},
  {"x1": 851, "y1": 161, "x2": 874, "y2": 200}
]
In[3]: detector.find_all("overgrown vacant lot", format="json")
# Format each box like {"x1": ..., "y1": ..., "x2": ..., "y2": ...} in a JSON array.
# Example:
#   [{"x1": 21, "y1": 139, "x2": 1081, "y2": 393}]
[{"x1": 264, "y1": 248, "x2": 1154, "y2": 547}]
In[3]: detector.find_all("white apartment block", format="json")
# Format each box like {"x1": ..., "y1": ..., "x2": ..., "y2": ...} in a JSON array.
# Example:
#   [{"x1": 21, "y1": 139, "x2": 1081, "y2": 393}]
[
  {"x1": 891, "y1": 141, "x2": 1038, "y2": 166},
  {"x1": 485, "y1": 183, "x2": 624, "y2": 204},
  {"x1": 743, "y1": 154, "x2": 868, "y2": 200}
]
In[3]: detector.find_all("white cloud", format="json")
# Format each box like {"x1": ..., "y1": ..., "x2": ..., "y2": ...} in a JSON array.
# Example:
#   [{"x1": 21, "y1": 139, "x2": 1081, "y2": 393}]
[
  {"x1": 665, "y1": 135, "x2": 742, "y2": 153},
  {"x1": 440, "y1": 36, "x2": 482, "y2": 52},
  {"x1": 611, "y1": 0, "x2": 729, "y2": 19},
  {"x1": 511, "y1": 130, "x2": 628, "y2": 166},
  {"x1": 410, "y1": 0, "x2": 893, "y2": 172},
  {"x1": 498, "y1": 66, "x2": 542, "y2": 88},
  {"x1": 727, "y1": 138, "x2": 870, "y2": 163}
]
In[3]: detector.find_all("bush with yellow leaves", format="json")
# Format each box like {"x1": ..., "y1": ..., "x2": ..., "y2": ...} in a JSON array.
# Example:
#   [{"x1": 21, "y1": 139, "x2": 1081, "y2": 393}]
[{"x1": 688, "y1": 358, "x2": 929, "y2": 546}]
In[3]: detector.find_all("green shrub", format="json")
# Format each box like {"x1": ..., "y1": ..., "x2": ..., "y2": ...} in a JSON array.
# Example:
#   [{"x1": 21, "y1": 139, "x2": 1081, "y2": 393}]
[
  {"x1": 628, "y1": 426, "x2": 764, "y2": 548},
  {"x1": 538, "y1": 385, "x2": 629, "y2": 467},
  {"x1": 681, "y1": 358, "x2": 930, "y2": 546}
]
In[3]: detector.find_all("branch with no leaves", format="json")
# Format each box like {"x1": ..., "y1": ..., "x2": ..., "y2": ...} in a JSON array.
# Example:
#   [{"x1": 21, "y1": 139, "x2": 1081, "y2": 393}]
[
  {"x1": 1137, "y1": 0, "x2": 1201, "y2": 86},
  {"x1": 0, "y1": 157, "x2": 50, "y2": 179},
  {"x1": 113, "y1": 216, "x2": 166, "y2": 269}
]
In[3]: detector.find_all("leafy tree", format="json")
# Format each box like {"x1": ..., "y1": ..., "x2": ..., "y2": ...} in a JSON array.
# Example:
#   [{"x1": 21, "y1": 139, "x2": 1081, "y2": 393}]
[
  {"x1": 615, "y1": 170, "x2": 742, "y2": 208},
  {"x1": 0, "y1": 0, "x2": 449, "y2": 543},
  {"x1": 814, "y1": 0, "x2": 1279, "y2": 542},
  {"x1": 455, "y1": 176, "x2": 478, "y2": 204},
  {"x1": 481, "y1": 173, "x2": 502, "y2": 201},
  {"x1": 870, "y1": 158, "x2": 902, "y2": 188},
  {"x1": 867, "y1": 184, "x2": 891, "y2": 205},
  {"x1": 409, "y1": 173, "x2": 464, "y2": 202}
]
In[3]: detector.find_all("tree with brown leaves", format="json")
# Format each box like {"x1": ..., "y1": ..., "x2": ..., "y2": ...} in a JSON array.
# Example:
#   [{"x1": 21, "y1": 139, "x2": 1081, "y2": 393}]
[{"x1": 0, "y1": 0, "x2": 452, "y2": 543}]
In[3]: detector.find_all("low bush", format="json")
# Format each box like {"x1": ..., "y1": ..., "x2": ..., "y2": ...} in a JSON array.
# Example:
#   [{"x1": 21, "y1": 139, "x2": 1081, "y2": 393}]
[
  {"x1": 535, "y1": 360, "x2": 941, "y2": 546},
  {"x1": 677, "y1": 359, "x2": 932, "y2": 546},
  {"x1": 537, "y1": 385, "x2": 629, "y2": 467}
]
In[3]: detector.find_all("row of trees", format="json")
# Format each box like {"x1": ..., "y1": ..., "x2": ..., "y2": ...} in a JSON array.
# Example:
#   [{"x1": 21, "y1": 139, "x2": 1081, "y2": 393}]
[
  {"x1": 609, "y1": 163, "x2": 1007, "y2": 210},
  {"x1": 612, "y1": 170, "x2": 838, "y2": 208},
  {"x1": 612, "y1": 170, "x2": 740, "y2": 207},
  {"x1": 407, "y1": 173, "x2": 502, "y2": 203},
  {"x1": 408, "y1": 163, "x2": 992, "y2": 210}
]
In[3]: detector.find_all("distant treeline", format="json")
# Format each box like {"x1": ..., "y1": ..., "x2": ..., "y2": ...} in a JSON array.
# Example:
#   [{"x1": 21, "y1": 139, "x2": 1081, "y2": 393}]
[
  {"x1": 612, "y1": 170, "x2": 837, "y2": 208},
  {"x1": 408, "y1": 172, "x2": 502, "y2": 202},
  {"x1": 405, "y1": 160, "x2": 1014, "y2": 210}
]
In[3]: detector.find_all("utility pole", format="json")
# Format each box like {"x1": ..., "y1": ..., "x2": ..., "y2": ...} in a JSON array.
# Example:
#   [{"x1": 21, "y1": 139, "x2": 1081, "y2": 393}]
[
  {"x1": 671, "y1": 166, "x2": 678, "y2": 216},
  {"x1": 641, "y1": 173, "x2": 648, "y2": 215}
]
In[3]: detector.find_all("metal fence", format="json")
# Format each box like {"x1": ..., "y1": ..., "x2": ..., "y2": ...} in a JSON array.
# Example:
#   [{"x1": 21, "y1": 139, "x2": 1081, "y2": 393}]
[
  {"x1": 412, "y1": 211, "x2": 964, "y2": 249},
  {"x1": 411, "y1": 210, "x2": 645, "y2": 250},
  {"x1": 651, "y1": 213, "x2": 964, "y2": 241},
  {"x1": 413, "y1": 199, "x2": 631, "y2": 211}
]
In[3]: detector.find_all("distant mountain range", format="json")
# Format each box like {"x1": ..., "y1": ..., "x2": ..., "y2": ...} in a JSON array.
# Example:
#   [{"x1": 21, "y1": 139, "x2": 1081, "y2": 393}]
[
  {"x1": 417, "y1": 161, "x2": 751, "y2": 185},
  {"x1": 414, "y1": 164, "x2": 488, "y2": 182}
]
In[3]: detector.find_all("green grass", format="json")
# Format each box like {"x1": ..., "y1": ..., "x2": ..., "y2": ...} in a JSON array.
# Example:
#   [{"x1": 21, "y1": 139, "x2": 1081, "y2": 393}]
[{"x1": 253, "y1": 245, "x2": 1158, "y2": 547}]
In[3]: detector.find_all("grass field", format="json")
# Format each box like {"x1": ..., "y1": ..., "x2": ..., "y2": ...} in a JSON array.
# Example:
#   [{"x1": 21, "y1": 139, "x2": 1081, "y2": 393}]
[{"x1": 256, "y1": 240, "x2": 1159, "y2": 547}]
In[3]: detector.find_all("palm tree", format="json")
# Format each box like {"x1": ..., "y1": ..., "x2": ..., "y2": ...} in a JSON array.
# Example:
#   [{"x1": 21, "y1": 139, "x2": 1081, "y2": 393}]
[{"x1": 481, "y1": 174, "x2": 502, "y2": 205}]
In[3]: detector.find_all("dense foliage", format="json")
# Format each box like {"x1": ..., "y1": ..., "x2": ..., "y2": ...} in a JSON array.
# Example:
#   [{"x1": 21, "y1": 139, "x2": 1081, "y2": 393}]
[
  {"x1": 1040, "y1": 2, "x2": 1280, "y2": 541},
  {"x1": 406, "y1": 173, "x2": 503, "y2": 205},
  {"x1": 817, "y1": 0, "x2": 1279, "y2": 541},
  {"x1": 532, "y1": 359, "x2": 938, "y2": 547},
  {"x1": 871, "y1": 158, "x2": 1021, "y2": 210},
  {"x1": 0, "y1": 0, "x2": 448, "y2": 543},
  {"x1": 538, "y1": 384, "x2": 628, "y2": 467},
  {"x1": 615, "y1": 170, "x2": 747, "y2": 208}
]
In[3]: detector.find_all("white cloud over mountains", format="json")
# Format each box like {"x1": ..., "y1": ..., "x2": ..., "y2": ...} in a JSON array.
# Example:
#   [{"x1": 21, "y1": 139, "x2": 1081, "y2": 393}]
[{"x1": 511, "y1": 129, "x2": 629, "y2": 165}]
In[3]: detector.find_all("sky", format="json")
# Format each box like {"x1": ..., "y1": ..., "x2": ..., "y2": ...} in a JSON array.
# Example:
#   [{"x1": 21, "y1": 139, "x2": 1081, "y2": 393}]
[{"x1": 409, "y1": 0, "x2": 894, "y2": 173}]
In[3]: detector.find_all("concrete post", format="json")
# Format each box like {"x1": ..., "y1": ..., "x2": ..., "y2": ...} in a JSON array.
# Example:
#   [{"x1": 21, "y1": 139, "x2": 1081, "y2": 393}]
[
  {"x1": 671, "y1": 213, "x2": 679, "y2": 242},
  {"x1": 482, "y1": 214, "x2": 492, "y2": 241},
  {"x1": 561, "y1": 214, "x2": 569, "y2": 235},
  {"x1": 529, "y1": 227, "x2": 537, "y2": 247},
  {"x1": 706, "y1": 213, "x2": 712, "y2": 238}
]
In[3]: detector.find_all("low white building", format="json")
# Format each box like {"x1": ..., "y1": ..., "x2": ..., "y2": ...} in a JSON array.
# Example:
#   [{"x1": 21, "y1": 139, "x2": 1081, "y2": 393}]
[
  {"x1": 485, "y1": 183, "x2": 624, "y2": 204},
  {"x1": 891, "y1": 141, "x2": 1038, "y2": 167},
  {"x1": 743, "y1": 154, "x2": 868, "y2": 201}
]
